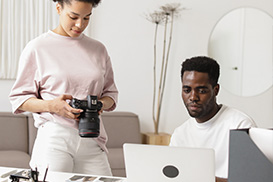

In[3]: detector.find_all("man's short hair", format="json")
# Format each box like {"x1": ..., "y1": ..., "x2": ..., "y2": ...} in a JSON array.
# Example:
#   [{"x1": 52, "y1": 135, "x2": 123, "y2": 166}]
[{"x1": 181, "y1": 56, "x2": 220, "y2": 87}]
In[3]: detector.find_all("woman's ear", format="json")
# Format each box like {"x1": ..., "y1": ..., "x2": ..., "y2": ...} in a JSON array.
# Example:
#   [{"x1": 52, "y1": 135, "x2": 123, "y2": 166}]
[{"x1": 56, "y1": 3, "x2": 62, "y2": 14}]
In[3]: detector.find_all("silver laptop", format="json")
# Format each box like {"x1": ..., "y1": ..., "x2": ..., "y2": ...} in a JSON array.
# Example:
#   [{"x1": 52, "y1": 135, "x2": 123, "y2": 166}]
[{"x1": 123, "y1": 143, "x2": 215, "y2": 182}]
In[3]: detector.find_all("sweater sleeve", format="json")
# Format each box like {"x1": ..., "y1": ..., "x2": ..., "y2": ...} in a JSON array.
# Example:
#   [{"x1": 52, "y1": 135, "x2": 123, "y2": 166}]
[
  {"x1": 9, "y1": 43, "x2": 40, "y2": 114},
  {"x1": 100, "y1": 55, "x2": 118, "y2": 111}
]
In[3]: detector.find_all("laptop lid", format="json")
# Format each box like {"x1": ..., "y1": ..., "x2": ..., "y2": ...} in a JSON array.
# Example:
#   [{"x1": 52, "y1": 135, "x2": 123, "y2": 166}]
[{"x1": 123, "y1": 143, "x2": 215, "y2": 182}]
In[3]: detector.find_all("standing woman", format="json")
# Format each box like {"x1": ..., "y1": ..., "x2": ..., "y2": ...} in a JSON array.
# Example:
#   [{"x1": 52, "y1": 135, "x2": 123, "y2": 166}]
[{"x1": 9, "y1": 0, "x2": 118, "y2": 176}]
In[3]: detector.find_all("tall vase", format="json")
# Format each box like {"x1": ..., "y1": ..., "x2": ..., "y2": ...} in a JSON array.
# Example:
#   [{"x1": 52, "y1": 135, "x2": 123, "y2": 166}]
[{"x1": 142, "y1": 132, "x2": 171, "y2": 145}]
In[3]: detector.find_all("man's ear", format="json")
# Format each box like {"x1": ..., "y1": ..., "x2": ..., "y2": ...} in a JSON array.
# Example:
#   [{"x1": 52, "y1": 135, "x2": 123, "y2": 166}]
[
  {"x1": 214, "y1": 84, "x2": 220, "y2": 96},
  {"x1": 56, "y1": 3, "x2": 62, "y2": 14}
]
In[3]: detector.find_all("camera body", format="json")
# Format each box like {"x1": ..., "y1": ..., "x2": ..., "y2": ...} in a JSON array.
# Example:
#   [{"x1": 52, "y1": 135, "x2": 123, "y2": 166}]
[{"x1": 70, "y1": 95, "x2": 102, "y2": 138}]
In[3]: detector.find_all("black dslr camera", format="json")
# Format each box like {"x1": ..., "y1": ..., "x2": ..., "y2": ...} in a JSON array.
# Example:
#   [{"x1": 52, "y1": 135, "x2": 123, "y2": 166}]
[{"x1": 69, "y1": 95, "x2": 102, "y2": 138}]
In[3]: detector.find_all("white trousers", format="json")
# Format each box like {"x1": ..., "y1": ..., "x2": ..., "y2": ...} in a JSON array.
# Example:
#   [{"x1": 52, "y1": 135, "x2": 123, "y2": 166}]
[{"x1": 30, "y1": 122, "x2": 112, "y2": 176}]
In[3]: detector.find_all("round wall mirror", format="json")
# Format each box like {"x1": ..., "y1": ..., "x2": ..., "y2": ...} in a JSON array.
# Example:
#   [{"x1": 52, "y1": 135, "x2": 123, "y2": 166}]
[{"x1": 208, "y1": 7, "x2": 273, "y2": 97}]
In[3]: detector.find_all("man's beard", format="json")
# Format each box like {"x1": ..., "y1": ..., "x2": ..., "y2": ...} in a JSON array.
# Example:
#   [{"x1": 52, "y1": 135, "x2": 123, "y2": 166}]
[
  {"x1": 187, "y1": 105, "x2": 203, "y2": 118},
  {"x1": 185, "y1": 100, "x2": 215, "y2": 120}
]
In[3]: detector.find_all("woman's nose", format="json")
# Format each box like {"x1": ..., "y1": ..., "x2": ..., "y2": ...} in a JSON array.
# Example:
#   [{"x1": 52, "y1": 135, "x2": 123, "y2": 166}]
[{"x1": 75, "y1": 20, "x2": 83, "y2": 28}]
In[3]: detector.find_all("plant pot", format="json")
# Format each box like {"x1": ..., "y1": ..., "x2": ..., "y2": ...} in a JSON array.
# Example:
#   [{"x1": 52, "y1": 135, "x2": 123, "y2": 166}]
[{"x1": 142, "y1": 132, "x2": 171, "y2": 145}]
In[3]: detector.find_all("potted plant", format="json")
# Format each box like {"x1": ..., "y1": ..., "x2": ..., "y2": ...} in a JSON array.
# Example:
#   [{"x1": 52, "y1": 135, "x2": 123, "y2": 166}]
[{"x1": 142, "y1": 3, "x2": 185, "y2": 145}]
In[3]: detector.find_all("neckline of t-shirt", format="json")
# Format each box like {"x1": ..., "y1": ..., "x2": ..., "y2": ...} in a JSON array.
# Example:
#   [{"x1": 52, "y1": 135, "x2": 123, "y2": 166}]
[
  {"x1": 194, "y1": 104, "x2": 226, "y2": 129},
  {"x1": 48, "y1": 30, "x2": 84, "y2": 40}
]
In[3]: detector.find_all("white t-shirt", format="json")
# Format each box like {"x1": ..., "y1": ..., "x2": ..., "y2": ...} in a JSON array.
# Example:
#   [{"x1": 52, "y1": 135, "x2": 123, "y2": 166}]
[{"x1": 170, "y1": 104, "x2": 256, "y2": 178}]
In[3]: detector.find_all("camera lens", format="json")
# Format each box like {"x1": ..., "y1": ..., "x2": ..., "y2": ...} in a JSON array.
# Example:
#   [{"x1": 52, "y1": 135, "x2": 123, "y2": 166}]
[{"x1": 78, "y1": 110, "x2": 100, "y2": 137}]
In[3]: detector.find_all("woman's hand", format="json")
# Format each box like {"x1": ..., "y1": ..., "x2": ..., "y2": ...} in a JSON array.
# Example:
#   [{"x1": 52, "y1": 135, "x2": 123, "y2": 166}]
[
  {"x1": 19, "y1": 94, "x2": 83, "y2": 120},
  {"x1": 98, "y1": 96, "x2": 115, "y2": 115},
  {"x1": 48, "y1": 94, "x2": 83, "y2": 119}
]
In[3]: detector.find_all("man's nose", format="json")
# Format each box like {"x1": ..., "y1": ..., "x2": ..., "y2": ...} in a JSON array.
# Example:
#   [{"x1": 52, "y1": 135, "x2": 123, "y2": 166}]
[{"x1": 189, "y1": 91, "x2": 199, "y2": 102}]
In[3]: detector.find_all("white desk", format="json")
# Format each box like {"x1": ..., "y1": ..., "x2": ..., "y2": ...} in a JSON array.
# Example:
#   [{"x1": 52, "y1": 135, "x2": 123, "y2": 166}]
[{"x1": 0, "y1": 167, "x2": 127, "y2": 182}]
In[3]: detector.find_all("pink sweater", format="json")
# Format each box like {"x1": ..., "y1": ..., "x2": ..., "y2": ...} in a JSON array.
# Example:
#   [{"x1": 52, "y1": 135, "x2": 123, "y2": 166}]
[{"x1": 9, "y1": 30, "x2": 118, "y2": 151}]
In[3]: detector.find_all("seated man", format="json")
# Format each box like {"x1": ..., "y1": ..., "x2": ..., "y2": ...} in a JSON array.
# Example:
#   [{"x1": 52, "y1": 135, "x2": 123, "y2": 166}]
[{"x1": 170, "y1": 56, "x2": 256, "y2": 182}]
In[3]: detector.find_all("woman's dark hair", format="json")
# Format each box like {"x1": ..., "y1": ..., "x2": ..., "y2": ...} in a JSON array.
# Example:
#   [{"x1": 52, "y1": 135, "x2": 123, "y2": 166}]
[
  {"x1": 53, "y1": 0, "x2": 101, "y2": 8},
  {"x1": 181, "y1": 56, "x2": 220, "y2": 87}
]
